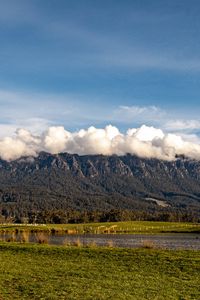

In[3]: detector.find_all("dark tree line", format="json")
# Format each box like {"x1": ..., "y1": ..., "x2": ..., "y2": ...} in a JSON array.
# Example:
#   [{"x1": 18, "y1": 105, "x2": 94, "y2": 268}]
[{"x1": 0, "y1": 207, "x2": 199, "y2": 224}]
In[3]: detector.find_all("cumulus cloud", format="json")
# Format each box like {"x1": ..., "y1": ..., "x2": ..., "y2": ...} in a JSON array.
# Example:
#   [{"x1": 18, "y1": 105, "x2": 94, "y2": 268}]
[
  {"x1": 0, "y1": 137, "x2": 36, "y2": 161},
  {"x1": 0, "y1": 124, "x2": 200, "y2": 161}
]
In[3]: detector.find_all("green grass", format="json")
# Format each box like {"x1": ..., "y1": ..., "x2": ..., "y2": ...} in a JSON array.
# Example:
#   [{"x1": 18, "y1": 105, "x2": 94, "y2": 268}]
[
  {"x1": 0, "y1": 242, "x2": 199, "y2": 300},
  {"x1": 0, "y1": 221, "x2": 200, "y2": 235}
]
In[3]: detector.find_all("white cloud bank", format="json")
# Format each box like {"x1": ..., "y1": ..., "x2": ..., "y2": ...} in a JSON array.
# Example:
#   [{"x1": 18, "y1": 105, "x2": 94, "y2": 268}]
[{"x1": 0, "y1": 124, "x2": 200, "y2": 161}]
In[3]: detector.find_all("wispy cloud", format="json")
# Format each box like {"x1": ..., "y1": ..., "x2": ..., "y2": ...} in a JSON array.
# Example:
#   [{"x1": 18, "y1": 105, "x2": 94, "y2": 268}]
[
  {"x1": 1, "y1": 1, "x2": 200, "y2": 74},
  {"x1": 0, "y1": 118, "x2": 51, "y2": 138},
  {"x1": 98, "y1": 51, "x2": 200, "y2": 72},
  {"x1": 111, "y1": 105, "x2": 165, "y2": 124},
  {"x1": 0, "y1": 89, "x2": 166, "y2": 133},
  {"x1": 0, "y1": 88, "x2": 200, "y2": 141},
  {"x1": 0, "y1": 89, "x2": 76, "y2": 136},
  {"x1": 0, "y1": 89, "x2": 114, "y2": 134},
  {"x1": 112, "y1": 104, "x2": 200, "y2": 135},
  {"x1": 0, "y1": 89, "x2": 73, "y2": 119},
  {"x1": 164, "y1": 120, "x2": 200, "y2": 132}
]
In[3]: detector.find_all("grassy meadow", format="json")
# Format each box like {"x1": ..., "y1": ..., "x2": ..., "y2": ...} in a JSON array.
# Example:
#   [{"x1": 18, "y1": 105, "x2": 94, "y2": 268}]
[
  {"x1": 0, "y1": 221, "x2": 200, "y2": 235},
  {"x1": 0, "y1": 242, "x2": 199, "y2": 300}
]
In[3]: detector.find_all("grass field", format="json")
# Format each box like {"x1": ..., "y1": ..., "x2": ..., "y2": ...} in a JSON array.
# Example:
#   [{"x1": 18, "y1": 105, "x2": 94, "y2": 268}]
[
  {"x1": 0, "y1": 221, "x2": 200, "y2": 235},
  {"x1": 0, "y1": 242, "x2": 199, "y2": 300}
]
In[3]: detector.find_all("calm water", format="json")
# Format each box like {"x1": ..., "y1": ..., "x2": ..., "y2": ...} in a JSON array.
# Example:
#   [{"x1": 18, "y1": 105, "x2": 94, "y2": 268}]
[{"x1": 1, "y1": 232, "x2": 200, "y2": 249}]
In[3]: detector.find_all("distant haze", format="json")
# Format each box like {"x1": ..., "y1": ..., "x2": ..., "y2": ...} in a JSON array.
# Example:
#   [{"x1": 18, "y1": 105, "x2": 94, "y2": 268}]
[{"x1": 0, "y1": 124, "x2": 200, "y2": 161}]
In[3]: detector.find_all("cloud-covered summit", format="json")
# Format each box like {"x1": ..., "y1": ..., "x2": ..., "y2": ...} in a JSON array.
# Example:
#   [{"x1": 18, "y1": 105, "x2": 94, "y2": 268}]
[{"x1": 0, "y1": 124, "x2": 200, "y2": 161}]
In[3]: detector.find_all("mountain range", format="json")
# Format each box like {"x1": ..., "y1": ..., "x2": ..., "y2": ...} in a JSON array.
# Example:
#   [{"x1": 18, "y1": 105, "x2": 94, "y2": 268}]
[{"x1": 0, "y1": 152, "x2": 200, "y2": 222}]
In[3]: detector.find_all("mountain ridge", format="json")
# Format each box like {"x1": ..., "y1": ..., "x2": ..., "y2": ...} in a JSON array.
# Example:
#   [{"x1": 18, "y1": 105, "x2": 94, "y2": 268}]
[{"x1": 0, "y1": 152, "x2": 200, "y2": 222}]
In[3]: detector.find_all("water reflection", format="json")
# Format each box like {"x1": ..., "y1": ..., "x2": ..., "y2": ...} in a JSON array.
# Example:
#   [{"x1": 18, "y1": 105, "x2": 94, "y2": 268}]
[{"x1": 0, "y1": 232, "x2": 199, "y2": 250}]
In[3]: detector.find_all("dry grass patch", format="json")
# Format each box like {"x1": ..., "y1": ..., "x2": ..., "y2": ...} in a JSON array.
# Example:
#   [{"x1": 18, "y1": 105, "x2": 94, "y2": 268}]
[
  {"x1": 141, "y1": 239, "x2": 158, "y2": 249},
  {"x1": 36, "y1": 232, "x2": 49, "y2": 244}
]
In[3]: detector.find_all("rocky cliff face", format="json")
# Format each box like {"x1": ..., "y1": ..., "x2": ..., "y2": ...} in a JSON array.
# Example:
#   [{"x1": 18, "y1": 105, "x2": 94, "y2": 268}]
[{"x1": 0, "y1": 152, "x2": 200, "y2": 213}]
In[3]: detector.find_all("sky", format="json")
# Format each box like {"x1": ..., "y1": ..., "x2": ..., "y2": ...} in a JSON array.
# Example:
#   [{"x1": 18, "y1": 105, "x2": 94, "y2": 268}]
[{"x1": 1, "y1": 0, "x2": 200, "y2": 160}]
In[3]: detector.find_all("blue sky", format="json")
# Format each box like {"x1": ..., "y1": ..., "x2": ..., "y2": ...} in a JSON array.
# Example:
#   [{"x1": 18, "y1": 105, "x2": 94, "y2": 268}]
[{"x1": 1, "y1": 0, "x2": 200, "y2": 136}]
